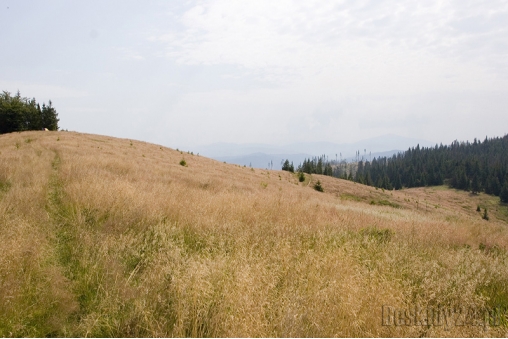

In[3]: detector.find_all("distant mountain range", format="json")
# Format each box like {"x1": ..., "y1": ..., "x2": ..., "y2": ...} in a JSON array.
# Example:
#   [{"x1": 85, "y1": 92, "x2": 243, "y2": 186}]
[
  {"x1": 213, "y1": 150, "x2": 409, "y2": 170},
  {"x1": 194, "y1": 134, "x2": 436, "y2": 170}
]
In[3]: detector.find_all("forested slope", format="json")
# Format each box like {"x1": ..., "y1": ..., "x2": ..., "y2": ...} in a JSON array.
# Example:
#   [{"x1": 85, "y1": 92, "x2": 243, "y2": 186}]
[{"x1": 354, "y1": 135, "x2": 508, "y2": 202}]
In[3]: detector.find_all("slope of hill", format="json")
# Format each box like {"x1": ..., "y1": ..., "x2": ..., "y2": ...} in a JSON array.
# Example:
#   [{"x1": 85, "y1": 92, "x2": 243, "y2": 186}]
[{"x1": 1, "y1": 131, "x2": 507, "y2": 337}]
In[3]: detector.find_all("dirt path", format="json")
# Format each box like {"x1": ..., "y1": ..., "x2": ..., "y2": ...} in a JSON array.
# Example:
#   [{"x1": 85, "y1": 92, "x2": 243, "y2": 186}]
[{"x1": 46, "y1": 152, "x2": 75, "y2": 269}]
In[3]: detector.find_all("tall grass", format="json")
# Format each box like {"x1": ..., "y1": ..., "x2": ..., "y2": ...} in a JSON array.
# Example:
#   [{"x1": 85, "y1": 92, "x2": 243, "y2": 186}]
[{"x1": 0, "y1": 131, "x2": 507, "y2": 337}]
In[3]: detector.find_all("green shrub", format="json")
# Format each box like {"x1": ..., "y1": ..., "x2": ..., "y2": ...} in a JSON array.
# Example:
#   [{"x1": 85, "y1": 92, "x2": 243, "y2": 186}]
[
  {"x1": 314, "y1": 180, "x2": 323, "y2": 192},
  {"x1": 483, "y1": 208, "x2": 489, "y2": 221},
  {"x1": 179, "y1": 159, "x2": 187, "y2": 167},
  {"x1": 369, "y1": 199, "x2": 400, "y2": 208},
  {"x1": 298, "y1": 172, "x2": 305, "y2": 182}
]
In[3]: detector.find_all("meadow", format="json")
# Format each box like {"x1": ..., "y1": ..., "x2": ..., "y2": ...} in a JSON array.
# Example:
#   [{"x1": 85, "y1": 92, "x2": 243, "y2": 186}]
[{"x1": 1, "y1": 131, "x2": 507, "y2": 337}]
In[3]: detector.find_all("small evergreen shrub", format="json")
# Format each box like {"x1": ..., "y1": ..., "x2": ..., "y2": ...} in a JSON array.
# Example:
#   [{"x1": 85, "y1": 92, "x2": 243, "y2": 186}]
[
  {"x1": 483, "y1": 208, "x2": 489, "y2": 221},
  {"x1": 314, "y1": 180, "x2": 324, "y2": 192},
  {"x1": 179, "y1": 159, "x2": 187, "y2": 167}
]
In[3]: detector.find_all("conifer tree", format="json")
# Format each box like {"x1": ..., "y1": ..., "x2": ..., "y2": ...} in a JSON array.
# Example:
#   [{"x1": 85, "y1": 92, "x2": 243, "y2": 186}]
[
  {"x1": 500, "y1": 180, "x2": 508, "y2": 203},
  {"x1": 282, "y1": 159, "x2": 294, "y2": 173},
  {"x1": 471, "y1": 174, "x2": 480, "y2": 194}
]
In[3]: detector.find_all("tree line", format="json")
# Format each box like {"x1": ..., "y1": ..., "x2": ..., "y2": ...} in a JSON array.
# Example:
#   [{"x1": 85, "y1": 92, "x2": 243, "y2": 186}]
[
  {"x1": 282, "y1": 155, "x2": 334, "y2": 176},
  {"x1": 298, "y1": 156, "x2": 334, "y2": 176},
  {"x1": 282, "y1": 135, "x2": 508, "y2": 203},
  {"x1": 0, "y1": 90, "x2": 59, "y2": 134},
  {"x1": 353, "y1": 136, "x2": 508, "y2": 202}
]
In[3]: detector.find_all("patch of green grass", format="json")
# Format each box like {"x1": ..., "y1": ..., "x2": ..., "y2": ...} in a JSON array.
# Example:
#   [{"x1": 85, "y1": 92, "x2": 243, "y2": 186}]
[
  {"x1": 359, "y1": 226, "x2": 394, "y2": 244},
  {"x1": 476, "y1": 194, "x2": 508, "y2": 223},
  {"x1": 432, "y1": 185, "x2": 450, "y2": 191},
  {"x1": 370, "y1": 199, "x2": 401, "y2": 208},
  {"x1": 165, "y1": 224, "x2": 215, "y2": 257},
  {"x1": 81, "y1": 208, "x2": 110, "y2": 229},
  {"x1": 342, "y1": 192, "x2": 359, "y2": 200},
  {"x1": 497, "y1": 204, "x2": 508, "y2": 222},
  {"x1": 445, "y1": 216, "x2": 459, "y2": 223},
  {"x1": 124, "y1": 226, "x2": 166, "y2": 276},
  {"x1": 0, "y1": 178, "x2": 11, "y2": 194},
  {"x1": 182, "y1": 227, "x2": 207, "y2": 254},
  {"x1": 0, "y1": 263, "x2": 71, "y2": 337},
  {"x1": 476, "y1": 276, "x2": 508, "y2": 313},
  {"x1": 340, "y1": 193, "x2": 363, "y2": 202}
]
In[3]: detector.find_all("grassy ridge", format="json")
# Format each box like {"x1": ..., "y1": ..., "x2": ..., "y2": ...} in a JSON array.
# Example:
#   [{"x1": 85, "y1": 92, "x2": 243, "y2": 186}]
[{"x1": 0, "y1": 131, "x2": 507, "y2": 337}]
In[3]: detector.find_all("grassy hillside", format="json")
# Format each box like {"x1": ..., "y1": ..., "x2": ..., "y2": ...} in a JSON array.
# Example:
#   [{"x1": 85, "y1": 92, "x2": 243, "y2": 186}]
[{"x1": 1, "y1": 131, "x2": 507, "y2": 337}]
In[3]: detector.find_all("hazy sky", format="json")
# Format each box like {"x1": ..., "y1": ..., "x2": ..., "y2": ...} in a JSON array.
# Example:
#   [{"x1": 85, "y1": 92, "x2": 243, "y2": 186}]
[{"x1": 1, "y1": 0, "x2": 508, "y2": 149}]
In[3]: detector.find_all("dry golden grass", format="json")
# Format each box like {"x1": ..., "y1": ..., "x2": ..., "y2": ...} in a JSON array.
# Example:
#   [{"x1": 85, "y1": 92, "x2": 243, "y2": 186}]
[{"x1": 1, "y1": 131, "x2": 507, "y2": 337}]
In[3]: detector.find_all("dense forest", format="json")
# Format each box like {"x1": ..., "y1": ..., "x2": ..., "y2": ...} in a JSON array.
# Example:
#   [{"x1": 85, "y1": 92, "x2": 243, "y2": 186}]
[
  {"x1": 353, "y1": 135, "x2": 508, "y2": 202},
  {"x1": 0, "y1": 91, "x2": 59, "y2": 134},
  {"x1": 283, "y1": 135, "x2": 508, "y2": 203}
]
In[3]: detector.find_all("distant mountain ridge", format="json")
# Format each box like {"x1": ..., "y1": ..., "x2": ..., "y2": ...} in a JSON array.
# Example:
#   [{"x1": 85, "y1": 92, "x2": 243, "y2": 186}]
[
  {"x1": 195, "y1": 134, "x2": 435, "y2": 158},
  {"x1": 215, "y1": 150, "x2": 404, "y2": 170},
  {"x1": 195, "y1": 134, "x2": 435, "y2": 170}
]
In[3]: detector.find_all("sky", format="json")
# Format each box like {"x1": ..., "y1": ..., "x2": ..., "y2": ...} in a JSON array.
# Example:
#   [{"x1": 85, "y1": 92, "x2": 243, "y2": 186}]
[{"x1": 1, "y1": 0, "x2": 508, "y2": 150}]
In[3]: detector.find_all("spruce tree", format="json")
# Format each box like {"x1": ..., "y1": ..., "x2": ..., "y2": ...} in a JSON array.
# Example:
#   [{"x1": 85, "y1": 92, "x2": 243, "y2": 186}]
[
  {"x1": 394, "y1": 174, "x2": 402, "y2": 190},
  {"x1": 317, "y1": 157, "x2": 323, "y2": 174},
  {"x1": 500, "y1": 180, "x2": 508, "y2": 203},
  {"x1": 282, "y1": 159, "x2": 292, "y2": 172},
  {"x1": 471, "y1": 174, "x2": 480, "y2": 194}
]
